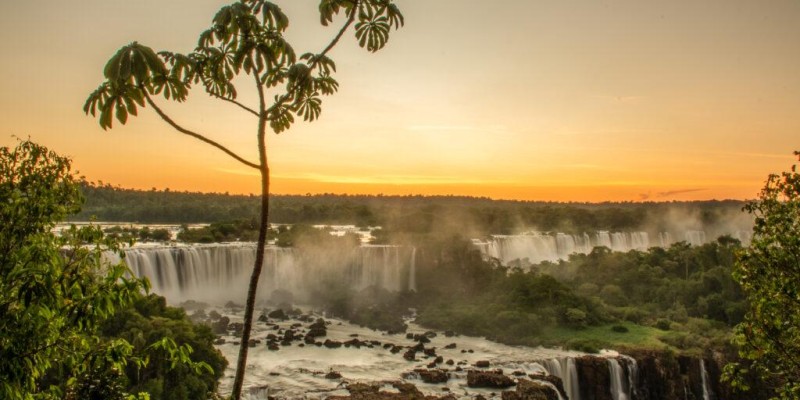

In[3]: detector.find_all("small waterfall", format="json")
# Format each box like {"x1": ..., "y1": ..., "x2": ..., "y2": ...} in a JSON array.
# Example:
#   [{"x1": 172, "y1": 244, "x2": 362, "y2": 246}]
[
  {"x1": 542, "y1": 357, "x2": 580, "y2": 400},
  {"x1": 685, "y1": 230, "x2": 707, "y2": 246},
  {"x1": 608, "y1": 358, "x2": 630, "y2": 400},
  {"x1": 620, "y1": 355, "x2": 639, "y2": 399},
  {"x1": 700, "y1": 359, "x2": 714, "y2": 400}
]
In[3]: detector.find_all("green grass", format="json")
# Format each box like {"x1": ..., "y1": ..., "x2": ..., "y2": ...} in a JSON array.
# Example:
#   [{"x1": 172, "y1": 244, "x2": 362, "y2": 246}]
[{"x1": 537, "y1": 321, "x2": 675, "y2": 352}]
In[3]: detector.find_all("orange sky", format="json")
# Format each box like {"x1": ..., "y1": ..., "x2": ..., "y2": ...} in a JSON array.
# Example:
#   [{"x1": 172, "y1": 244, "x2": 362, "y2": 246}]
[{"x1": 1, "y1": 1, "x2": 798, "y2": 202}]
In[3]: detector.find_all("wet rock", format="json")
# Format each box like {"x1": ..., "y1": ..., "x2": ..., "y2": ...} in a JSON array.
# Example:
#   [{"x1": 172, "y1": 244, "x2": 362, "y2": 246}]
[
  {"x1": 424, "y1": 348, "x2": 437, "y2": 357},
  {"x1": 575, "y1": 356, "x2": 612, "y2": 400},
  {"x1": 267, "y1": 343, "x2": 280, "y2": 351},
  {"x1": 211, "y1": 316, "x2": 230, "y2": 335},
  {"x1": 527, "y1": 375, "x2": 567, "y2": 400},
  {"x1": 444, "y1": 330, "x2": 455, "y2": 337},
  {"x1": 257, "y1": 314, "x2": 268, "y2": 323},
  {"x1": 224, "y1": 301, "x2": 243, "y2": 309},
  {"x1": 434, "y1": 356, "x2": 444, "y2": 364},
  {"x1": 248, "y1": 339, "x2": 260, "y2": 348},
  {"x1": 501, "y1": 379, "x2": 559, "y2": 400},
  {"x1": 403, "y1": 349, "x2": 417, "y2": 361},
  {"x1": 475, "y1": 360, "x2": 491, "y2": 368},
  {"x1": 307, "y1": 318, "x2": 327, "y2": 337},
  {"x1": 444, "y1": 343, "x2": 456, "y2": 349},
  {"x1": 213, "y1": 338, "x2": 225, "y2": 345},
  {"x1": 267, "y1": 308, "x2": 288, "y2": 320},
  {"x1": 424, "y1": 331, "x2": 437, "y2": 338},
  {"x1": 208, "y1": 310, "x2": 222, "y2": 320},
  {"x1": 445, "y1": 359, "x2": 454, "y2": 366},
  {"x1": 230, "y1": 322, "x2": 244, "y2": 336},
  {"x1": 417, "y1": 369, "x2": 449, "y2": 384},
  {"x1": 406, "y1": 333, "x2": 415, "y2": 339},
  {"x1": 323, "y1": 339, "x2": 342, "y2": 349},
  {"x1": 390, "y1": 345, "x2": 403, "y2": 354},
  {"x1": 467, "y1": 370, "x2": 515, "y2": 388},
  {"x1": 325, "y1": 370, "x2": 343, "y2": 380}
]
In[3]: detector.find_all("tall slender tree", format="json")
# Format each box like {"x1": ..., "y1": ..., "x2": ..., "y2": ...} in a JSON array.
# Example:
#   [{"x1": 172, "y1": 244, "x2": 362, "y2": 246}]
[{"x1": 84, "y1": 1, "x2": 403, "y2": 398}]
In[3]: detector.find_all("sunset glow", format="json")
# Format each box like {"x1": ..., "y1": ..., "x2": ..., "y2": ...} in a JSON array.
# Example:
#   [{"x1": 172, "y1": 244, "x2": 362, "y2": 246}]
[{"x1": 1, "y1": 1, "x2": 798, "y2": 201}]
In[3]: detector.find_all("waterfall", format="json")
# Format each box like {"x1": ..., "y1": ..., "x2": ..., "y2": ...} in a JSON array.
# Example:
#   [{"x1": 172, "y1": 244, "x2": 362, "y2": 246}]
[
  {"x1": 476, "y1": 229, "x2": 724, "y2": 266},
  {"x1": 121, "y1": 243, "x2": 417, "y2": 305},
  {"x1": 542, "y1": 357, "x2": 580, "y2": 400},
  {"x1": 619, "y1": 355, "x2": 639, "y2": 399},
  {"x1": 700, "y1": 359, "x2": 714, "y2": 400},
  {"x1": 608, "y1": 358, "x2": 630, "y2": 400}
]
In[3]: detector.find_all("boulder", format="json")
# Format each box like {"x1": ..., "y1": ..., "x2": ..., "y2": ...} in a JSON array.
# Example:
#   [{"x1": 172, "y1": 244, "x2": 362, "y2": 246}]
[
  {"x1": 467, "y1": 370, "x2": 515, "y2": 388},
  {"x1": 501, "y1": 379, "x2": 559, "y2": 400}
]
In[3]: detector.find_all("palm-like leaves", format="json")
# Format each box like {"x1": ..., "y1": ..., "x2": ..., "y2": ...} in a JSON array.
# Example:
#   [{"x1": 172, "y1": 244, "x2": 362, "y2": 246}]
[{"x1": 85, "y1": 0, "x2": 403, "y2": 133}]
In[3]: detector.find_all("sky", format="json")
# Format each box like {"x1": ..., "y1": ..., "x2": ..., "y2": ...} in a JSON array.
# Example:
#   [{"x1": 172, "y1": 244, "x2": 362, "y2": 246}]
[{"x1": 1, "y1": 1, "x2": 798, "y2": 202}]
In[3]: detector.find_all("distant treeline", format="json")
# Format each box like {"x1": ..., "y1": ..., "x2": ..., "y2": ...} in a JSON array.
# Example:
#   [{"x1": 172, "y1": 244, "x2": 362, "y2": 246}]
[{"x1": 75, "y1": 182, "x2": 749, "y2": 236}]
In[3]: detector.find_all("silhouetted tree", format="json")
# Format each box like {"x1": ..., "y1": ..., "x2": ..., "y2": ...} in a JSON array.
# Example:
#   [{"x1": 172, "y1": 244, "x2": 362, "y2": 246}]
[{"x1": 84, "y1": 1, "x2": 403, "y2": 398}]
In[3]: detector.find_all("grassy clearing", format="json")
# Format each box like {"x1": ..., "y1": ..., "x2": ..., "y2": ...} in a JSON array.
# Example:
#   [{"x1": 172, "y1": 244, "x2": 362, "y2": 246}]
[{"x1": 537, "y1": 322, "x2": 676, "y2": 352}]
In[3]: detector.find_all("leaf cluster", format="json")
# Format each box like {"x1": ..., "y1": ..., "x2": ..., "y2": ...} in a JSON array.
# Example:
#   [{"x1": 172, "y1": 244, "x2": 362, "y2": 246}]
[{"x1": 85, "y1": 0, "x2": 403, "y2": 135}]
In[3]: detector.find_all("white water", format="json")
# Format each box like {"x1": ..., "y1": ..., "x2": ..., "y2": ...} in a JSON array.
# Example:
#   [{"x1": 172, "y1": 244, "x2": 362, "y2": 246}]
[
  {"x1": 608, "y1": 358, "x2": 630, "y2": 400},
  {"x1": 700, "y1": 359, "x2": 714, "y2": 400},
  {"x1": 542, "y1": 357, "x2": 580, "y2": 400},
  {"x1": 480, "y1": 231, "x2": 651, "y2": 265},
  {"x1": 213, "y1": 311, "x2": 587, "y2": 399},
  {"x1": 477, "y1": 229, "x2": 752, "y2": 266},
  {"x1": 112, "y1": 243, "x2": 417, "y2": 304}
]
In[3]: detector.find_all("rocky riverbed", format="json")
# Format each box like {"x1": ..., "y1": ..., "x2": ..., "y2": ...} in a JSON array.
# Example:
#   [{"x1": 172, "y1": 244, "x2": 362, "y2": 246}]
[{"x1": 203, "y1": 306, "x2": 589, "y2": 399}]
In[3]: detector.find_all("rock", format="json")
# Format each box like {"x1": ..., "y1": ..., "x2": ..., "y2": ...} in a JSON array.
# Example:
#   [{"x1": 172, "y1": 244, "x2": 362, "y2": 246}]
[
  {"x1": 267, "y1": 308, "x2": 288, "y2": 320},
  {"x1": 444, "y1": 343, "x2": 456, "y2": 349},
  {"x1": 575, "y1": 356, "x2": 613, "y2": 400},
  {"x1": 475, "y1": 360, "x2": 491, "y2": 368},
  {"x1": 224, "y1": 301, "x2": 243, "y2": 309},
  {"x1": 527, "y1": 375, "x2": 566, "y2": 400},
  {"x1": 307, "y1": 318, "x2": 327, "y2": 337},
  {"x1": 501, "y1": 379, "x2": 559, "y2": 400},
  {"x1": 444, "y1": 330, "x2": 455, "y2": 337},
  {"x1": 323, "y1": 339, "x2": 342, "y2": 349},
  {"x1": 257, "y1": 314, "x2": 268, "y2": 323},
  {"x1": 208, "y1": 310, "x2": 222, "y2": 320},
  {"x1": 434, "y1": 356, "x2": 444, "y2": 364},
  {"x1": 267, "y1": 343, "x2": 280, "y2": 351},
  {"x1": 211, "y1": 316, "x2": 230, "y2": 335},
  {"x1": 390, "y1": 345, "x2": 403, "y2": 354},
  {"x1": 424, "y1": 331, "x2": 437, "y2": 338},
  {"x1": 446, "y1": 359, "x2": 454, "y2": 366},
  {"x1": 403, "y1": 349, "x2": 417, "y2": 361},
  {"x1": 213, "y1": 338, "x2": 225, "y2": 345},
  {"x1": 416, "y1": 369, "x2": 449, "y2": 384},
  {"x1": 467, "y1": 370, "x2": 515, "y2": 388},
  {"x1": 324, "y1": 370, "x2": 342, "y2": 380},
  {"x1": 248, "y1": 339, "x2": 260, "y2": 347},
  {"x1": 406, "y1": 333, "x2": 415, "y2": 339}
]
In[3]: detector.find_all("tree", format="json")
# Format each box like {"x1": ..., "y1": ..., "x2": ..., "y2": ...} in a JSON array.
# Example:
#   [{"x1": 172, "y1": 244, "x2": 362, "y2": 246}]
[
  {"x1": 0, "y1": 140, "x2": 147, "y2": 399},
  {"x1": 727, "y1": 151, "x2": 800, "y2": 399},
  {"x1": 83, "y1": 1, "x2": 404, "y2": 398}
]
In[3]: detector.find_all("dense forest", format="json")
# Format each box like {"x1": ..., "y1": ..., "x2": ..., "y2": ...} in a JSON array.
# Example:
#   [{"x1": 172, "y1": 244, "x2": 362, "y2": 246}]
[{"x1": 76, "y1": 181, "x2": 750, "y2": 236}]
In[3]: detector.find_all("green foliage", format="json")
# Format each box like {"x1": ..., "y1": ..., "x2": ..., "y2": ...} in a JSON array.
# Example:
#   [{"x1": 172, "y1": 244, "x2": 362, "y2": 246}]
[
  {"x1": 177, "y1": 219, "x2": 261, "y2": 243},
  {"x1": 0, "y1": 140, "x2": 147, "y2": 399},
  {"x1": 101, "y1": 294, "x2": 227, "y2": 400},
  {"x1": 726, "y1": 152, "x2": 800, "y2": 399}
]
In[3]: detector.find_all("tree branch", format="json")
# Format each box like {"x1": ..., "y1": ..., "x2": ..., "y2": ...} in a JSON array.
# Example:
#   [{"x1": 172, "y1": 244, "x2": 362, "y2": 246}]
[
  {"x1": 265, "y1": 5, "x2": 358, "y2": 116},
  {"x1": 209, "y1": 93, "x2": 260, "y2": 117},
  {"x1": 143, "y1": 92, "x2": 260, "y2": 169}
]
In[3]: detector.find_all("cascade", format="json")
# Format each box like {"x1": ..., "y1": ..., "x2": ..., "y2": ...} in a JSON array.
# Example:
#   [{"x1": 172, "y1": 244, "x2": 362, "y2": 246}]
[
  {"x1": 684, "y1": 230, "x2": 706, "y2": 246},
  {"x1": 541, "y1": 357, "x2": 580, "y2": 400},
  {"x1": 700, "y1": 359, "x2": 714, "y2": 400},
  {"x1": 119, "y1": 243, "x2": 416, "y2": 305},
  {"x1": 608, "y1": 358, "x2": 630, "y2": 400},
  {"x1": 477, "y1": 229, "x2": 726, "y2": 266},
  {"x1": 619, "y1": 355, "x2": 639, "y2": 399}
]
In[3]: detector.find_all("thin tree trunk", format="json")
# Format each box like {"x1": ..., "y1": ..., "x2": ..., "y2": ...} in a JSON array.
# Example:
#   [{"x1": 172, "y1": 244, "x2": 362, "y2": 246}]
[{"x1": 231, "y1": 93, "x2": 270, "y2": 399}]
